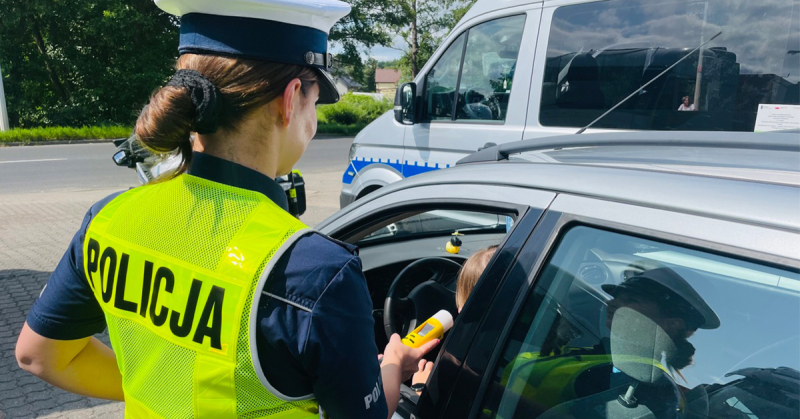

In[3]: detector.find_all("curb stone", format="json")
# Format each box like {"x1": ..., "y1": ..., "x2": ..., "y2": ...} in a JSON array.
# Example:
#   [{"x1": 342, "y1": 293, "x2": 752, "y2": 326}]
[
  {"x1": 0, "y1": 135, "x2": 352, "y2": 147},
  {"x1": 0, "y1": 139, "x2": 121, "y2": 147},
  {"x1": 312, "y1": 134, "x2": 355, "y2": 140}
]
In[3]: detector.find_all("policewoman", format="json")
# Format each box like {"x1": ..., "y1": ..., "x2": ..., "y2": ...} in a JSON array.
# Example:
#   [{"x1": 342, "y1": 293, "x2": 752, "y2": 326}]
[{"x1": 15, "y1": 1, "x2": 436, "y2": 417}]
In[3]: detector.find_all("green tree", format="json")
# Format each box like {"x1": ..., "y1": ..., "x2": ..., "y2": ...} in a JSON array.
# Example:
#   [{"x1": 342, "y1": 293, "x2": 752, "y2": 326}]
[
  {"x1": 397, "y1": 30, "x2": 439, "y2": 82},
  {"x1": 334, "y1": 44, "x2": 367, "y2": 89},
  {"x1": 393, "y1": 0, "x2": 476, "y2": 79},
  {"x1": 331, "y1": 0, "x2": 475, "y2": 86},
  {"x1": 329, "y1": 0, "x2": 405, "y2": 89},
  {"x1": 0, "y1": 0, "x2": 177, "y2": 128},
  {"x1": 377, "y1": 59, "x2": 402, "y2": 69},
  {"x1": 363, "y1": 58, "x2": 378, "y2": 92},
  {"x1": 441, "y1": 1, "x2": 475, "y2": 32}
]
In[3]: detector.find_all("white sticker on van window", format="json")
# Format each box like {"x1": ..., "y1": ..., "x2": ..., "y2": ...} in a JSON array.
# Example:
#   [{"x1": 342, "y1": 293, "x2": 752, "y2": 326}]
[{"x1": 754, "y1": 104, "x2": 800, "y2": 132}]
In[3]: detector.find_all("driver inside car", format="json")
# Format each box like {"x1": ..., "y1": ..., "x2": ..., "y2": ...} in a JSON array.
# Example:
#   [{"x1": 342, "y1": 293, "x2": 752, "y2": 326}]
[{"x1": 411, "y1": 245, "x2": 499, "y2": 392}]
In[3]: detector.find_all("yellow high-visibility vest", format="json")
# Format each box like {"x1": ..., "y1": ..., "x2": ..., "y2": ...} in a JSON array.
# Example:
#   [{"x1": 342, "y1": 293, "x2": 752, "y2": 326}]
[
  {"x1": 83, "y1": 174, "x2": 318, "y2": 418},
  {"x1": 491, "y1": 350, "x2": 683, "y2": 418}
]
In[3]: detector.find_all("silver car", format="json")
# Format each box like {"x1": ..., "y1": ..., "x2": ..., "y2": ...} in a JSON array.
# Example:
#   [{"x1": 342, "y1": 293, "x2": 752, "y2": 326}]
[{"x1": 315, "y1": 131, "x2": 799, "y2": 419}]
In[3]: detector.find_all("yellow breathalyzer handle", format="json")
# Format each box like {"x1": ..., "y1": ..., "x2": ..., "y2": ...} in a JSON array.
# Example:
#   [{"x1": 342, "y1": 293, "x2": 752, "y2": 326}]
[{"x1": 402, "y1": 310, "x2": 454, "y2": 348}]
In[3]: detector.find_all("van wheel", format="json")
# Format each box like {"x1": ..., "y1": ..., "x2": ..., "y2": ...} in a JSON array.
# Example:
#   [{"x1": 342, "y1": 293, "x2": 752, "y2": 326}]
[{"x1": 356, "y1": 185, "x2": 382, "y2": 201}]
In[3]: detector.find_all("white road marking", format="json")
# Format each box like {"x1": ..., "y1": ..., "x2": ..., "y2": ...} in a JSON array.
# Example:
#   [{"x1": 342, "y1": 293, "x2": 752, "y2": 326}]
[{"x1": 0, "y1": 158, "x2": 67, "y2": 164}]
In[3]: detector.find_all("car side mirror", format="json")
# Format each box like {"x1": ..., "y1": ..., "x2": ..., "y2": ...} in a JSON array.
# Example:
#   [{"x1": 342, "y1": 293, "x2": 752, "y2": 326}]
[
  {"x1": 394, "y1": 82, "x2": 416, "y2": 125},
  {"x1": 112, "y1": 150, "x2": 134, "y2": 168}
]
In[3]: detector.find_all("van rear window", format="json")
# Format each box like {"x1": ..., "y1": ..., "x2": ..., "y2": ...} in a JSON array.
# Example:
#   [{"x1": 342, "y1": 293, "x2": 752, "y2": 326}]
[{"x1": 539, "y1": 0, "x2": 800, "y2": 132}]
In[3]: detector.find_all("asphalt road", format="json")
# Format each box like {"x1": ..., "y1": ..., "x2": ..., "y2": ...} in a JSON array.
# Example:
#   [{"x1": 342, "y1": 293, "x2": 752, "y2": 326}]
[
  {"x1": 0, "y1": 137, "x2": 352, "y2": 205},
  {"x1": 0, "y1": 136, "x2": 352, "y2": 419},
  {"x1": 0, "y1": 143, "x2": 135, "y2": 195}
]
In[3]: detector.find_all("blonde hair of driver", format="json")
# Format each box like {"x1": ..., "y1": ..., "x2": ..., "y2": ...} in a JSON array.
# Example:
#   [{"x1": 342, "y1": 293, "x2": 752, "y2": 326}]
[{"x1": 456, "y1": 245, "x2": 498, "y2": 310}]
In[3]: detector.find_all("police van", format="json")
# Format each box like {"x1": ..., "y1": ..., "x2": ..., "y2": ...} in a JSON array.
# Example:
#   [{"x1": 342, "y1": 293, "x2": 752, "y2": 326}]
[{"x1": 340, "y1": 0, "x2": 800, "y2": 207}]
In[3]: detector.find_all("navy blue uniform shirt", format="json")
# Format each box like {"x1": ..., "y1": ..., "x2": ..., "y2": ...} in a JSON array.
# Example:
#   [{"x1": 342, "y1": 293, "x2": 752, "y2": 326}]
[{"x1": 26, "y1": 152, "x2": 387, "y2": 419}]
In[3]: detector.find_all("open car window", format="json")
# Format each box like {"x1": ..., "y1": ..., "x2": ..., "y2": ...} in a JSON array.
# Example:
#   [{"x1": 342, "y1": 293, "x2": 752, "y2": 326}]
[{"x1": 478, "y1": 225, "x2": 800, "y2": 419}]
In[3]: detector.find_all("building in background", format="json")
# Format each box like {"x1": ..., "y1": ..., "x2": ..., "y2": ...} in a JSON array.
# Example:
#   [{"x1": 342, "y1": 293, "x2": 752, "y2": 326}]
[
  {"x1": 376, "y1": 69, "x2": 401, "y2": 100},
  {"x1": 333, "y1": 73, "x2": 362, "y2": 96}
]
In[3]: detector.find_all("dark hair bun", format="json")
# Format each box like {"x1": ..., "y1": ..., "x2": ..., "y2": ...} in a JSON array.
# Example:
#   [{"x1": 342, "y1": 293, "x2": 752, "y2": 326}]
[{"x1": 135, "y1": 85, "x2": 194, "y2": 168}]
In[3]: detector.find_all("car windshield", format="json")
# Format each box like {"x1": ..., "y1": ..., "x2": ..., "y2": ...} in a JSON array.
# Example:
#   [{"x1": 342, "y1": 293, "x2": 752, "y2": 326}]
[{"x1": 359, "y1": 210, "x2": 508, "y2": 243}]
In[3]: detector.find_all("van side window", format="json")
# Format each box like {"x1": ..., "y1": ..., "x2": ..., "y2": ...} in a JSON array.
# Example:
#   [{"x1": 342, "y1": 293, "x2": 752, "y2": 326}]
[
  {"x1": 477, "y1": 226, "x2": 800, "y2": 419},
  {"x1": 425, "y1": 34, "x2": 466, "y2": 121},
  {"x1": 457, "y1": 15, "x2": 526, "y2": 122},
  {"x1": 539, "y1": 0, "x2": 800, "y2": 132},
  {"x1": 424, "y1": 15, "x2": 526, "y2": 122}
]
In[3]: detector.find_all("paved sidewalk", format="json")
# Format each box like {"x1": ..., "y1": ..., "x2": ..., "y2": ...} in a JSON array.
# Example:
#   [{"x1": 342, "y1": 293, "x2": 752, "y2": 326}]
[
  {"x1": 0, "y1": 138, "x2": 348, "y2": 418},
  {"x1": 0, "y1": 181, "x2": 341, "y2": 419},
  {"x1": 0, "y1": 189, "x2": 125, "y2": 418}
]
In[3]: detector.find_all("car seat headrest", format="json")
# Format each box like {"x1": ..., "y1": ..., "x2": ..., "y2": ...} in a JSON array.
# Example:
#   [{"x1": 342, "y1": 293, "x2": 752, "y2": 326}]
[{"x1": 610, "y1": 307, "x2": 677, "y2": 384}]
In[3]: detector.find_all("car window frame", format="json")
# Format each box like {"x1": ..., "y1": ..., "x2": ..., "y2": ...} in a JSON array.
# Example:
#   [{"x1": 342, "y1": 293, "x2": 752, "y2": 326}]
[
  {"x1": 421, "y1": 13, "x2": 528, "y2": 125},
  {"x1": 422, "y1": 31, "x2": 468, "y2": 122},
  {"x1": 421, "y1": 209, "x2": 562, "y2": 418},
  {"x1": 348, "y1": 208, "x2": 512, "y2": 247},
  {"x1": 330, "y1": 199, "x2": 527, "y2": 244},
  {"x1": 320, "y1": 183, "x2": 556, "y2": 241},
  {"x1": 534, "y1": 0, "x2": 800, "y2": 133},
  {"x1": 410, "y1": 204, "x2": 552, "y2": 418},
  {"x1": 423, "y1": 194, "x2": 799, "y2": 418}
]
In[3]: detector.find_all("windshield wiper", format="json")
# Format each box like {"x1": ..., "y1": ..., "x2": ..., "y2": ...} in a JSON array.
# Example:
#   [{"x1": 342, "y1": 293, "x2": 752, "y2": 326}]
[{"x1": 575, "y1": 31, "x2": 722, "y2": 134}]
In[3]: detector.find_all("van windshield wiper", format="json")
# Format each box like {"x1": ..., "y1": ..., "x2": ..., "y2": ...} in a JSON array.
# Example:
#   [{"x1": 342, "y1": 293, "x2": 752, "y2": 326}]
[{"x1": 575, "y1": 30, "x2": 722, "y2": 134}]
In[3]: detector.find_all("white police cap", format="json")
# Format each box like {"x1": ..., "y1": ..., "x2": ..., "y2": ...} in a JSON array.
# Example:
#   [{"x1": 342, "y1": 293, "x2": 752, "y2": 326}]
[{"x1": 155, "y1": 0, "x2": 351, "y2": 104}]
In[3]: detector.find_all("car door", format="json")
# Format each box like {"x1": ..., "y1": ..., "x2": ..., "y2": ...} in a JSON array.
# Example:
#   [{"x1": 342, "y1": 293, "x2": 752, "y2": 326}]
[
  {"x1": 319, "y1": 180, "x2": 555, "y2": 239},
  {"x1": 315, "y1": 182, "x2": 554, "y2": 416},
  {"x1": 415, "y1": 193, "x2": 799, "y2": 418},
  {"x1": 402, "y1": 9, "x2": 541, "y2": 176}
]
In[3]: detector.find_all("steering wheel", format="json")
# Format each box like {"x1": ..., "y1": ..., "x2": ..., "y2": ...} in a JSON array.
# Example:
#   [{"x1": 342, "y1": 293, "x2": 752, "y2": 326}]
[
  {"x1": 383, "y1": 257, "x2": 462, "y2": 340},
  {"x1": 463, "y1": 88, "x2": 502, "y2": 120}
]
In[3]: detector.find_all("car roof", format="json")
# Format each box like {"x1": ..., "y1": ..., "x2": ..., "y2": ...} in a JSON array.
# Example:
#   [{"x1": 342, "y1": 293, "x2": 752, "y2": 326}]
[
  {"x1": 459, "y1": 0, "x2": 539, "y2": 26},
  {"x1": 517, "y1": 145, "x2": 799, "y2": 187},
  {"x1": 367, "y1": 132, "x2": 800, "y2": 232},
  {"x1": 459, "y1": 0, "x2": 579, "y2": 29}
]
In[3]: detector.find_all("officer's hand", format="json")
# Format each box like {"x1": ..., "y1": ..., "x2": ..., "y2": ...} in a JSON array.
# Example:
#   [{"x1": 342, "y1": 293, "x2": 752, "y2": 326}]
[{"x1": 382, "y1": 333, "x2": 439, "y2": 382}]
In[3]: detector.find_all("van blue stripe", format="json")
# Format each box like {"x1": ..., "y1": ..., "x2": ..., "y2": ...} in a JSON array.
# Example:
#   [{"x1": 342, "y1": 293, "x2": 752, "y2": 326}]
[
  {"x1": 402, "y1": 162, "x2": 438, "y2": 177},
  {"x1": 341, "y1": 159, "x2": 441, "y2": 184}
]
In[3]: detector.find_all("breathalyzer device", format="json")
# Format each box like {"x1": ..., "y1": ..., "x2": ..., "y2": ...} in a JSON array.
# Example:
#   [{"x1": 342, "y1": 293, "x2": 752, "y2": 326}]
[{"x1": 402, "y1": 310, "x2": 454, "y2": 348}]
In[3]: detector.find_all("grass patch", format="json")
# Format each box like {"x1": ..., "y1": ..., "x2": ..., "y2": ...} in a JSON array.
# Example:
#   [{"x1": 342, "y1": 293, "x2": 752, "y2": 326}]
[
  {"x1": 315, "y1": 94, "x2": 390, "y2": 136},
  {"x1": 317, "y1": 122, "x2": 368, "y2": 136},
  {"x1": 317, "y1": 93, "x2": 391, "y2": 125},
  {"x1": 0, "y1": 125, "x2": 130, "y2": 144}
]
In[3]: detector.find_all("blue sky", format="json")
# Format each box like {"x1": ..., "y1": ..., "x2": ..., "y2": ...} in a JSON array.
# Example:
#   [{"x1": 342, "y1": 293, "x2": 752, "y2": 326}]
[
  {"x1": 330, "y1": 35, "x2": 406, "y2": 62},
  {"x1": 366, "y1": 45, "x2": 404, "y2": 62}
]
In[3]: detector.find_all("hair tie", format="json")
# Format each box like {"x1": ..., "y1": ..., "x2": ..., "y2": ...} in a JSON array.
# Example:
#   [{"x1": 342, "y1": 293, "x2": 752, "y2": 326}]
[{"x1": 166, "y1": 69, "x2": 221, "y2": 134}]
